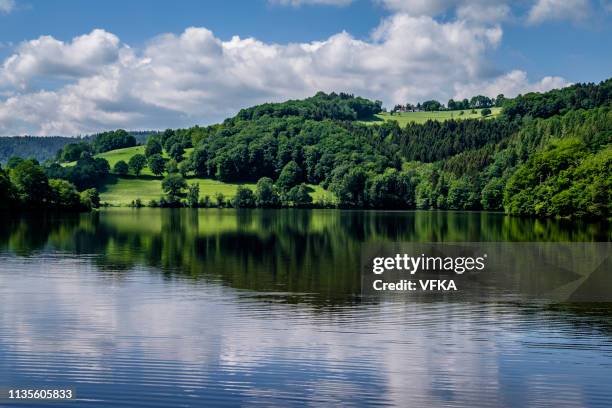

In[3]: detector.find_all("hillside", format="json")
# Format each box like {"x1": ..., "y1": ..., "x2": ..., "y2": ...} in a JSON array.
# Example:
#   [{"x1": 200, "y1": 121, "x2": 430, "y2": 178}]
[
  {"x1": 0, "y1": 136, "x2": 76, "y2": 164},
  {"x1": 65, "y1": 145, "x2": 193, "y2": 176},
  {"x1": 0, "y1": 131, "x2": 158, "y2": 165},
  {"x1": 4, "y1": 83, "x2": 611, "y2": 217},
  {"x1": 64, "y1": 145, "x2": 332, "y2": 205}
]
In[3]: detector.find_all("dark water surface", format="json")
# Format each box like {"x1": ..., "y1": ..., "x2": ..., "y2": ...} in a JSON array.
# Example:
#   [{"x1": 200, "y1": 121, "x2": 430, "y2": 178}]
[{"x1": 1, "y1": 209, "x2": 611, "y2": 407}]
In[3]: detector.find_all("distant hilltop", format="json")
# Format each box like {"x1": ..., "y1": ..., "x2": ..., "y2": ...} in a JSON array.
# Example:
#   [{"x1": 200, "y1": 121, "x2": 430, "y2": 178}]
[{"x1": 0, "y1": 131, "x2": 158, "y2": 164}]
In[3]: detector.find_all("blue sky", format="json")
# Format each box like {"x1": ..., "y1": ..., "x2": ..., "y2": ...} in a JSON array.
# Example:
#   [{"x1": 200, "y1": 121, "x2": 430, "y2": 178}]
[{"x1": 0, "y1": 0, "x2": 610, "y2": 135}]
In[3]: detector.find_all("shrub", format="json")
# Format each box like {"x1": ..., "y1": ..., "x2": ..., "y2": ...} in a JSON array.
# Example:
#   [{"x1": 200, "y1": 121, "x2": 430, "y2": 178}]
[
  {"x1": 48, "y1": 179, "x2": 81, "y2": 209},
  {"x1": 231, "y1": 186, "x2": 256, "y2": 208},
  {"x1": 255, "y1": 177, "x2": 280, "y2": 207},
  {"x1": 130, "y1": 198, "x2": 143, "y2": 208},
  {"x1": 283, "y1": 183, "x2": 312, "y2": 207},
  {"x1": 199, "y1": 195, "x2": 211, "y2": 208},
  {"x1": 215, "y1": 192, "x2": 225, "y2": 208},
  {"x1": 186, "y1": 183, "x2": 199, "y2": 208},
  {"x1": 80, "y1": 188, "x2": 101, "y2": 209}
]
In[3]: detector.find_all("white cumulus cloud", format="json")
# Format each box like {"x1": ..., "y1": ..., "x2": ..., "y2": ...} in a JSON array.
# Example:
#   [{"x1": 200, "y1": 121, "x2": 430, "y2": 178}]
[
  {"x1": 0, "y1": 29, "x2": 121, "y2": 89},
  {"x1": 453, "y1": 70, "x2": 570, "y2": 99},
  {"x1": 527, "y1": 0, "x2": 593, "y2": 24},
  {"x1": 0, "y1": 14, "x2": 570, "y2": 136}
]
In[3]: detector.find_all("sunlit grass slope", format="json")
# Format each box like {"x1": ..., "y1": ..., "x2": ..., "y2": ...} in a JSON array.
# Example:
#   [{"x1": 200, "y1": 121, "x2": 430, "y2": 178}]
[
  {"x1": 99, "y1": 177, "x2": 332, "y2": 206},
  {"x1": 62, "y1": 144, "x2": 334, "y2": 206},
  {"x1": 99, "y1": 177, "x2": 255, "y2": 205},
  {"x1": 361, "y1": 107, "x2": 502, "y2": 127}
]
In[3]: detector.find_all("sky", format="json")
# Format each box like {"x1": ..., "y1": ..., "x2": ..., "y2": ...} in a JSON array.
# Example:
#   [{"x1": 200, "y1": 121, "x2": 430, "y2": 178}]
[{"x1": 0, "y1": 0, "x2": 610, "y2": 136}]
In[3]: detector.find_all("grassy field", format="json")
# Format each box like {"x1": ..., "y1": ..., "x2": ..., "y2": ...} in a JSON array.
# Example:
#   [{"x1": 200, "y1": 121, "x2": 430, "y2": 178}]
[
  {"x1": 100, "y1": 176, "x2": 332, "y2": 206},
  {"x1": 360, "y1": 107, "x2": 502, "y2": 127},
  {"x1": 64, "y1": 145, "x2": 194, "y2": 176},
  {"x1": 97, "y1": 145, "x2": 145, "y2": 169},
  {"x1": 63, "y1": 145, "x2": 332, "y2": 206},
  {"x1": 100, "y1": 177, "x2": 253, "y2": 205}
]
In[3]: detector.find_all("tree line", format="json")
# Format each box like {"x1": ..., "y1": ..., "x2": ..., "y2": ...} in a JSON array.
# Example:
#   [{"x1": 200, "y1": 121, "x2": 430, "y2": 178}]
[
  {"x1": 391, "y1": 94, "x2": 504, "y2": 113},
  {"x1": 0, "y1": 131, "x2": 157, "y2": 165},
  {"x1": 0, "y1": 158, "x2": 100, "y2": 211},
  {"x1": 237, "y1": 91, "x2": 383, "y2": 121},
  {"x1": 0, "y1": 136, "x2": 76, "y2": 164},
  {"x1": 503, "y1": 78, "x2": 612, "y2": 120},
  {"x1": 0, "y1": 129, "x2": 139, "y2": 211}
]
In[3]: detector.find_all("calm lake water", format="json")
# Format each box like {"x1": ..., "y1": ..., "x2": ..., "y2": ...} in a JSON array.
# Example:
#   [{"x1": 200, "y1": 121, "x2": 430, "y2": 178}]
[{"x1": 1, "y1": 209, "x2": 611, "y2": 407}]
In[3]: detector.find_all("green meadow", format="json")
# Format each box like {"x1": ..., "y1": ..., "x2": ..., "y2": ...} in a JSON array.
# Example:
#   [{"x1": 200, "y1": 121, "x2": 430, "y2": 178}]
[
  {"x1": 361, "y1": 107, "x2": 502, "y2": 127},
  {"x1": 99, "y1": 177, "x2": 254, "y2": 205},
  {"x1": 99, "y1": 177, "x2": 331, "y2": 206},
  {"x1": 62, "y1": 145, "x2": 333, "y2": 206}
]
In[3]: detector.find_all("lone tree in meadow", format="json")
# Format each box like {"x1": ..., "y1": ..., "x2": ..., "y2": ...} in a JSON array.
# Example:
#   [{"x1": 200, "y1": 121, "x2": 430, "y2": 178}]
[
  {"x1": 128, "y1": 154, "x2": 147, "y2": 176},
  {"x1": 113, "y1": 160, "x2": 129, "y2": 175},
  {"x1": 147, "y1": 154, "x2": 165, "y2": 176}
]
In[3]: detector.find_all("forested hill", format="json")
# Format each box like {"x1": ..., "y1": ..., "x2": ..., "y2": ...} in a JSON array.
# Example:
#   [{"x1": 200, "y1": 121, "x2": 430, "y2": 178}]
[
  {"x1": 0, "y1": 136, "x2": 76, "y2": 164},
  {"x1": 172, "y1": 84, "x2": 611, "y2": 217},
  {"x1": 2, "y1": 81, "x2": 611, "y2": 218},
  {"x1": 0, "y1": 131, "x2": 157, "y2": 164},
  {"x1": 504, "y1": 78, "x2": 612, "y2": 120},
  {"x1": 236, "y1": 92, "x2": 383, "y2": 121}
]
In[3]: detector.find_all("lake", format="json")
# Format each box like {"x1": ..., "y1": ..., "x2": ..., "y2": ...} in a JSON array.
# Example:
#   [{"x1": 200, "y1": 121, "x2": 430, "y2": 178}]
[{"x1": 1, "y1": 209, "x2": 611, "y2": 407}]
